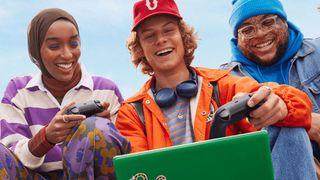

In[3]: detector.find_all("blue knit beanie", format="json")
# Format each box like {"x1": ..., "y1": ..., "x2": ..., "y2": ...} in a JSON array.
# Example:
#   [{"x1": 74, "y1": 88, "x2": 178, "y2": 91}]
[{"x1": 229, "y1": 0, "x2": 287, "y2": 37}]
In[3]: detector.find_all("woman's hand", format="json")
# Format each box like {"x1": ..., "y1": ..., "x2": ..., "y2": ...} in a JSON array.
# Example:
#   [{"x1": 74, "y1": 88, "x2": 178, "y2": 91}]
[
  {"x1": 233, "y1": 86, "x2": 288, "y2": 128},
  {"x1": 45, "y1": 102, "x2": 86, "y2": 144}
]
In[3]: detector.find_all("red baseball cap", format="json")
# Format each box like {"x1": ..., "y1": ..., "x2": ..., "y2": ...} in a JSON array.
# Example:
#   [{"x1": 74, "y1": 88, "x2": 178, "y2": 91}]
[{"x1": 132, "y1": 0, "x2": 182, "y2": 31}]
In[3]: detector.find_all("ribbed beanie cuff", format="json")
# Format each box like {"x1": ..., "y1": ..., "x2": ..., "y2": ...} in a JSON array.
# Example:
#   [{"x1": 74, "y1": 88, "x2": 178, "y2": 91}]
[{"x1": 229, "y1": 0, "x2": 287, "y2": 37}]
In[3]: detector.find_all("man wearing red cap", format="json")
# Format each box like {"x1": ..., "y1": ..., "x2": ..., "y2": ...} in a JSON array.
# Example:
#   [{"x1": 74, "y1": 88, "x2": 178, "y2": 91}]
[{"x1": 116, "y1": 0, "x2": 315, "y2": 179}]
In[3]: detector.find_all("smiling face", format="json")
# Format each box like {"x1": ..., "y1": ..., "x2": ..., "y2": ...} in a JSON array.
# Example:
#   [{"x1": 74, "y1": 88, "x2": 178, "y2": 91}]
[
  {"x1": 237, "y1": 14, "x2": 289, "y2": 66},
  {"x1": 137, "y1": 14, "x2": 185, "y2": 75},
  {"x1": 40, "y1": 19, "x2": 81, "y2": 82}
]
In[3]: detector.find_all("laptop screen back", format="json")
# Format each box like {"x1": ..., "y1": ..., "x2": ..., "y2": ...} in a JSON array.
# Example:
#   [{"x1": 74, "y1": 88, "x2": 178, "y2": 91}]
[{"x1": 114, "y1": 130, "x2": 274, "y2": 180}]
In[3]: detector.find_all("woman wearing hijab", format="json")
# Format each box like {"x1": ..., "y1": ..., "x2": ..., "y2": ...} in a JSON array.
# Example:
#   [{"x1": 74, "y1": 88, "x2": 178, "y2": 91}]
[{"x1": 0, "y1": 8, "x2": 130, "y2": 179}]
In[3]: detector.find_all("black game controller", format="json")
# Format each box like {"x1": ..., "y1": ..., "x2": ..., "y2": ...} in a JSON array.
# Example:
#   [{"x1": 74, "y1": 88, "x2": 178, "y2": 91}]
[
  {"x1": 209, "y1": 93, "x2": 264, "y2": 139},
  {"x1": 65, "y1": 100, "x2": 103, "y2": 117}
]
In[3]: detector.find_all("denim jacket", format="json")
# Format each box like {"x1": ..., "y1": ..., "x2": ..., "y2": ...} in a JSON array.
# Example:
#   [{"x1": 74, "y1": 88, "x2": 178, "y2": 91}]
[{"x1": 220, "y1": 38, "x2": 320, "y2": 113}]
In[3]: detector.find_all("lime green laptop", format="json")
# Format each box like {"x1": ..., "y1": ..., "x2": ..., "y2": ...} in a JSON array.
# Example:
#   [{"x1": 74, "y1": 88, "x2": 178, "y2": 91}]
[{"x1": 114, "y1": 131, "x2": 274, "y2": 180}]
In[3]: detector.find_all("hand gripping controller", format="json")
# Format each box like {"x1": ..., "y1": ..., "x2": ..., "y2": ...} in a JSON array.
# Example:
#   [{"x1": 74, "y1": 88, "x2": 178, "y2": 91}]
[
  {"x1": 209, "y1": 94, "x2": 264, "y2": 139},
  {"x1": 65, "y1": 100, "x2": 103, "y2": 117}
]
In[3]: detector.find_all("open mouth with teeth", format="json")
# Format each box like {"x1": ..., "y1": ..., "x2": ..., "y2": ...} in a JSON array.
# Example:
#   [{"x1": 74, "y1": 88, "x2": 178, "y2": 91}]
[
  {"x1": 155, "y1": 48, "x2": 173, "y2": 56},
  {"x1": 254, "y1": 40, "x2": 274, "y2": 49},
  {"x1": 57, "y1": 63, "x2": 73, "y2": 69}
]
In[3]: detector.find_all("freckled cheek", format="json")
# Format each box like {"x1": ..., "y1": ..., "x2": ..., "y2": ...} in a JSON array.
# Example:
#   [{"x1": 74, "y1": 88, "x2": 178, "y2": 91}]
[
  {"x1": 277, "y1": 31, "x2": 287, "y2": 43},
  {"x1": 143, "y1": 45, "x2": 155, "y2": 60},
  {"x1": 238, "y1": 40, "x2": 251, "y2": 53}
]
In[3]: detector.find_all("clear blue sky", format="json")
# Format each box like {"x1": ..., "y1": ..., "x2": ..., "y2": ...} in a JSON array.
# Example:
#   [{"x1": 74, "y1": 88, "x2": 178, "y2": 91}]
[{"x1": 0, "y1": 1, "x2": 319, "y2": 99}]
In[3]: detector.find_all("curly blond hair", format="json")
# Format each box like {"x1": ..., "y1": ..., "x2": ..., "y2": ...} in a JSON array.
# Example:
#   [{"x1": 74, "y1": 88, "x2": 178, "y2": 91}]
[{"x1": 126, "y1": 20, "x2": 198, "y2": 75}]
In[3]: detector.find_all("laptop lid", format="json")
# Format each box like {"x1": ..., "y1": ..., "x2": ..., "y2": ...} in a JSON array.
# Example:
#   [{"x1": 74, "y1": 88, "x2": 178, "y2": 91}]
[{"x1": 114, "y1": 130, "x2": 274, "y2": 180}]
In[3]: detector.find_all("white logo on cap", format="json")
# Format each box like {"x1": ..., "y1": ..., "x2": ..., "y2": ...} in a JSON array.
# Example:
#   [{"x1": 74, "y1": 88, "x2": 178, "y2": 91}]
[{"x1": 146, "y1": 0, "x2": 158, "y2": 10}]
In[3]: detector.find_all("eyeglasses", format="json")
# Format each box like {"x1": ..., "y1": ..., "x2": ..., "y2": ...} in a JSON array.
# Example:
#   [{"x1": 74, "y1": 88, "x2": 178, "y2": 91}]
[{"x1": 238, "y1": 15, "x2": 280, "y2": 39}]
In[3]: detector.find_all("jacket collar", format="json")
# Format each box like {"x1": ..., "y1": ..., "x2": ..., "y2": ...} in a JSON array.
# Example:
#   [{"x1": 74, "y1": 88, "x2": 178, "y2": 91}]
[{"x1": 294, "y1": 39, "x2": 315, "y2": 59}]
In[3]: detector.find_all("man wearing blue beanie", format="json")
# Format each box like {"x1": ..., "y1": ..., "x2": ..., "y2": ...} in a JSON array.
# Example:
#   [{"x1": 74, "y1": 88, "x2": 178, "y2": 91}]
[{"x1": 221, "y1": 0, "x2": 320, "y2": 179}]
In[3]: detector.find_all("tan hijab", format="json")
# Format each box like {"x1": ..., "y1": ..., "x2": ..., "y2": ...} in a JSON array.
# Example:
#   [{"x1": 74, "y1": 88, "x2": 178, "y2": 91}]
[{"x1": 28, "y1": 8, "x2": 81, "y2": 99}]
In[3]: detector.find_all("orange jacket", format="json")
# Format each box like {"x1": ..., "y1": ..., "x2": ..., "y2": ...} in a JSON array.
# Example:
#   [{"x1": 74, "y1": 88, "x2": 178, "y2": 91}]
[{"x1": 116, "y1": 67, "x2": 312, "y2": 153}]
